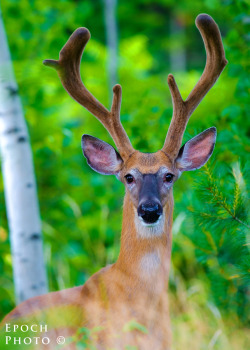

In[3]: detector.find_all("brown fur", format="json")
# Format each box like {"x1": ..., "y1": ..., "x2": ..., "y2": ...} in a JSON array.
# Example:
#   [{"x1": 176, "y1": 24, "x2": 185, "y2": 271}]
[{"x1": 3, "y1": 153, "x2": 174, "y2": 349}]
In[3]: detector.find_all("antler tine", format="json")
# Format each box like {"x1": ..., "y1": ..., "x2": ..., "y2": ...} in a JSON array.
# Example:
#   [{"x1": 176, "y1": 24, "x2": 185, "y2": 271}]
[
  {"x1": 43, "y1": 28, "x2": 134, "y2": 160},
  {"x1": 162, "y1": 14, "x2": 228, "y2": 159}
]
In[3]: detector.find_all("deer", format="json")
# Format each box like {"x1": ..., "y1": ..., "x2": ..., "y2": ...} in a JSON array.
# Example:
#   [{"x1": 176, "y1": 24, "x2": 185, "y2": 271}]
[{"x1": 1, "y1": 14, "x2": 227, "y2": 350}]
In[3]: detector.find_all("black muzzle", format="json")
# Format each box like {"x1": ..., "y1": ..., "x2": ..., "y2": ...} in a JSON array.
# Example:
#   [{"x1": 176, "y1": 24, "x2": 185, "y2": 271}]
[{"x1": 137, "y1": 201, "x2": 163, "y2": 224}]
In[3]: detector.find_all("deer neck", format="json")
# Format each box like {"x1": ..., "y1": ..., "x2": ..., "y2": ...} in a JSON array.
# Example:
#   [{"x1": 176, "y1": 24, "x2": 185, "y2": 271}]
[{"x1": 115, "y1": 191, "x2": 173, "y2": 295}]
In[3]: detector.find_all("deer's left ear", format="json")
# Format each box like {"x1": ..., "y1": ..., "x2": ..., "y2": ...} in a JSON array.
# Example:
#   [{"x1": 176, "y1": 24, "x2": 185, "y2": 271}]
[{"x1": 176, "y1": 127, "x2": 216, "y2": 171}]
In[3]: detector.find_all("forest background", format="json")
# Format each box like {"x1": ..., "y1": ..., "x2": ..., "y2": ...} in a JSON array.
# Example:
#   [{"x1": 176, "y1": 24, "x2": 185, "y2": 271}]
[{"x1": 0, "y1": 0, "x2": 249, "y2": 349}]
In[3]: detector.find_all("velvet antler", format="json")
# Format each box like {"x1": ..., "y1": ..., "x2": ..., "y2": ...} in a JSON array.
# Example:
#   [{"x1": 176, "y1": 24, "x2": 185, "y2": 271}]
[
  {"x1": 162, "y1": 14, "x2": 228, "y2": 159},
  {"x1": 43, "y1": 28, "x2": 134, "y2": 160},
  {"x1": 44, "y1": 15, "x2": 227, "y2": 161}
]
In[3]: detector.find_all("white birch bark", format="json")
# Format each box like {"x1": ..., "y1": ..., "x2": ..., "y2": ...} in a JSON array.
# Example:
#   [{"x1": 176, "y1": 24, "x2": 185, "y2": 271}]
[
  {"x1": 0, "y1": 9, "x2": 48, "y2": 304},
  {"x1": 104, "y1": 0, "x2": 118, "y2": 103}
]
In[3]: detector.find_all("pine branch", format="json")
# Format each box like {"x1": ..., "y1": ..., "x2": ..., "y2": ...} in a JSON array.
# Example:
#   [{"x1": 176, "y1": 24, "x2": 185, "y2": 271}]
[{"x1": 203, "y1": 164, "x2": 250, "y2": 229}]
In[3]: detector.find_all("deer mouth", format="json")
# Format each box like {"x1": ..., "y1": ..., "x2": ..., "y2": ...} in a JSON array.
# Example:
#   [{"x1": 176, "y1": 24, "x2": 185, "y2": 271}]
[
  {"x1": 135, "y1": 212, "x2": 165, "y2": 238},
  {"x1": 139, "y1": 215, "x2": 162, "y2": 227}
]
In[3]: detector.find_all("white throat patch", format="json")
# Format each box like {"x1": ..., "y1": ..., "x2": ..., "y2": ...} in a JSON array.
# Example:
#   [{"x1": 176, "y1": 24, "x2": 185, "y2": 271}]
[{"x1": 140, "y1": 250, "x2": 161, "y2": 275}]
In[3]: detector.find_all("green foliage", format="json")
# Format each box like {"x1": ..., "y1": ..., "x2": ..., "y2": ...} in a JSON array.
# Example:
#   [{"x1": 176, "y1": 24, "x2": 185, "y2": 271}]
[
  {"x1": 67, "y1": 321, "x2": 147, "y2": 349},
  {"x1": 68, "y1": 326, "x2": 103, "y2": 350},
  {"x1": 0, "y1": 0, "x2": 249, "y2": 348},
  {"x1": 188, "y1": 162, "x2": 249, "y2": 323},
  {"x1": 123, "y1": 320, "x2": 148, "y2": 334}
]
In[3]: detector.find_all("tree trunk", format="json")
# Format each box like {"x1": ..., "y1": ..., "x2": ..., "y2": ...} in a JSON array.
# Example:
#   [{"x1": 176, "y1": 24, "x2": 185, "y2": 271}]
[
  {"x1": 104, "y1": 0, "x2": 119, "y2": 104},
  {"x1": 169, "y1": 17, "x2": 186, "y2": 72},
  {"x1": 0, "y1": 9, "x2": 48, "y2": 304}
]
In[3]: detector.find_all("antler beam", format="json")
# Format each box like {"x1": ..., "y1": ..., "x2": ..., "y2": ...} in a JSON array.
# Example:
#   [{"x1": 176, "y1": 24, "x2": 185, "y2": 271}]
[
  {"x1": 43, "y1": 28, "x2": 134, "y2": 160},
  {"x1": 162, "y1": 14, "x2": 228, "y2": 159}
]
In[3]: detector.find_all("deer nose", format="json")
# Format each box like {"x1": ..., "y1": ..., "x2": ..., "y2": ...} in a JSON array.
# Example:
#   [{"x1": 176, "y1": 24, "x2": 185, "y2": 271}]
[{"x1": 137, "y1": 201, "x2": 163, "y2": 224}]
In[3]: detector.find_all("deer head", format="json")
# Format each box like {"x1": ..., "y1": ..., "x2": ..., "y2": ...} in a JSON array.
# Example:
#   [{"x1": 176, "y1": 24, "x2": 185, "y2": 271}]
[{"x1": 44, "y1": 14, "x2": 227, "y2": 236}]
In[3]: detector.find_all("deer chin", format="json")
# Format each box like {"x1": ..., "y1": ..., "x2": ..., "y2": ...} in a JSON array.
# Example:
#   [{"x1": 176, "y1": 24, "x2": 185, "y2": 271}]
[{"x1": 134, "y1": 209, "x2": 165, "y2": 238}]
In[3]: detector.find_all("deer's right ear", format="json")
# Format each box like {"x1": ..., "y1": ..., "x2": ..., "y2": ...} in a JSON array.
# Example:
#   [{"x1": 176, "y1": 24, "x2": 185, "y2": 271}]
[{"x1": 81, "y1": 135, "x2": 123, "y2": 175}]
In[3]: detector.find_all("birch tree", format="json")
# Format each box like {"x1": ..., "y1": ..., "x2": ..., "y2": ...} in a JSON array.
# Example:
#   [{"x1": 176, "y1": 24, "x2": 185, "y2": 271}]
[
  {"x1": 0, "y1": 8, "x2": 48, "y2": 304},
  {"x1": 104, "y1": 0, "x2": 118, "y2": 103},
  {"x1": 169, "y1": 16, "x2": 186, "y2": 72}
]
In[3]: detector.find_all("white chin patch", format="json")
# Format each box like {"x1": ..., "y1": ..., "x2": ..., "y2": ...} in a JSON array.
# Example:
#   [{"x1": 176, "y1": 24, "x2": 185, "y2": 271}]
[{"x1": 134, "y1": 209, "x2": 165, "y2": 239}]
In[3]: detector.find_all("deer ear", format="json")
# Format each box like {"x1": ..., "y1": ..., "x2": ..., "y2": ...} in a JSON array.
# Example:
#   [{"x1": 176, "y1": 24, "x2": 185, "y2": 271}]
[
  {"x1": 176, "y1": 127, "x2": 216, "y2": 172},
  {"x1": 81, "y1": 135, "x2": 123, "y2": 175}
]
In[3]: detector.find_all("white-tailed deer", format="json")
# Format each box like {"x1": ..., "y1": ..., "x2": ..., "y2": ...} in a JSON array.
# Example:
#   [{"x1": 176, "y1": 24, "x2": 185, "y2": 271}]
[{"x1": 2, "y1": 14, "x2": 227, "y2": 350}]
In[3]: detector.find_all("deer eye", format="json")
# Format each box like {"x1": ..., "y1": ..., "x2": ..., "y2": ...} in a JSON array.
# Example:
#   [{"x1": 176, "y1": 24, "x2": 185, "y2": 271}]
[
  {"x1": 125, "y1": 174, "x2": 134, "y2": 184},
  {"x1": 164, "y1": 173, "x2": 174, "y2": 183}
]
